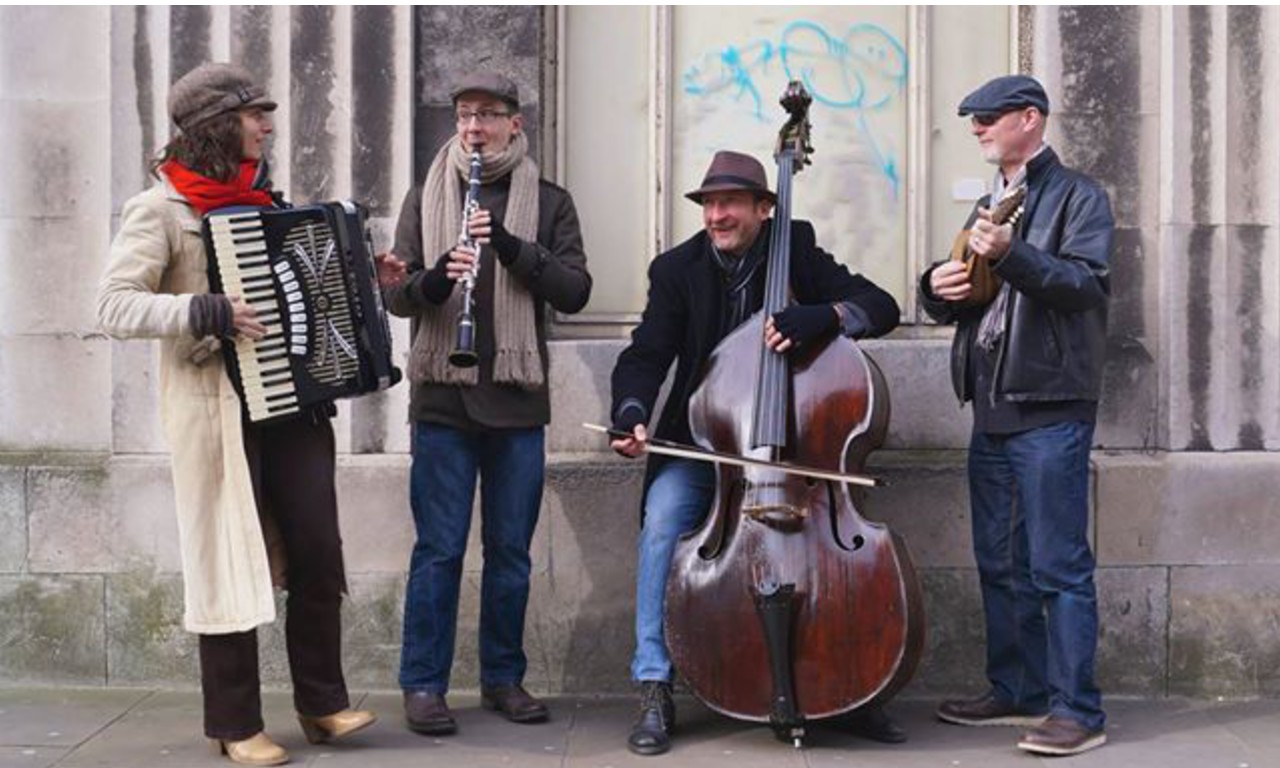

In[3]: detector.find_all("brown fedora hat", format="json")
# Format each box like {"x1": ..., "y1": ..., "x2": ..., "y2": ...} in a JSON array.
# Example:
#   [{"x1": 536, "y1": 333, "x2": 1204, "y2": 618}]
[{"x1": 685, "y1": 150, "x2": 776, "y2": 204}]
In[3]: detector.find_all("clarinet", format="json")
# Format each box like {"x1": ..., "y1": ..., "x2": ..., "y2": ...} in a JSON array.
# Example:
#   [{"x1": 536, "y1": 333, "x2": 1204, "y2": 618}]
[{"x1": 448, "y1": 150, "x2": 483, "y2": 368}]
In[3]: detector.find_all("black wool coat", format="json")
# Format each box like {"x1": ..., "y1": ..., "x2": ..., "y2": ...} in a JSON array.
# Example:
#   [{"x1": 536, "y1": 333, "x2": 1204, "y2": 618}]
[{"x1": 611, "y1": 219, "x2": 900, "y2": 451}]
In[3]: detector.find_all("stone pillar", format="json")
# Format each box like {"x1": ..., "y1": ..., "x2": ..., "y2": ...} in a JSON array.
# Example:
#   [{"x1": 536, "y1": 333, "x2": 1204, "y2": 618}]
[
  {"x1": 1031, "y1": 6, "x2": 1162, "y2": 451},
  {"x1": 0, "y1": 8, "x2": 114, "y2": 452},
  {"x1": 1162, "y1": 7, "x2": 1280, "y2": 452}
]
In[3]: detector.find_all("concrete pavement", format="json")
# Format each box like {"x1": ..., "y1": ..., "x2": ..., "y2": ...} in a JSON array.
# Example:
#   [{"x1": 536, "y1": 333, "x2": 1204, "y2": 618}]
[{"x1": 3, "y1": 689, "x2": 1279, "y2": 767}]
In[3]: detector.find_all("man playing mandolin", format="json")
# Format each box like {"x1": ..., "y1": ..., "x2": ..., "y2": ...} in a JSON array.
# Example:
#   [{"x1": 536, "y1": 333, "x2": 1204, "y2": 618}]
[
  {"x1": 608, "y1": 149, "x2": 901, "y2": 755},
  {"x1": 920, "y1": 75, "x2": 1114, "y2": 757}
]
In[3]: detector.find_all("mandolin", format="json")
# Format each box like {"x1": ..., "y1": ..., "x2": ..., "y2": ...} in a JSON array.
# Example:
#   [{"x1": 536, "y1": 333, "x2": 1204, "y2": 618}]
[{"x1": 948, "y1": 185, "x2": 1027, "y2": 307}]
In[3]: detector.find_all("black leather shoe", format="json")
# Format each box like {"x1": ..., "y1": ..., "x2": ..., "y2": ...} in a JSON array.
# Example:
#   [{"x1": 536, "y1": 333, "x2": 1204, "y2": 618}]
[
  {"x1": 845, "y1": 705, "x2": 907, "y2": 744},
  {"x1": 627, "y1": 681, "x2": 675, "y2": 756},
  {"x1": 481, "y1": 684, "x2": 549, "y2": 723},
  {"x1": 404, "y1": 691, "x2": 457, "y2": 735}
]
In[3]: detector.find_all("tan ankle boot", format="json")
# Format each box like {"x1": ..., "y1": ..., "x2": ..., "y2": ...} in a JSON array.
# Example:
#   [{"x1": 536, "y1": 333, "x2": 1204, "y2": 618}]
[
  {"x1": 210, "y1": 732, "x2": 289, "y2": 766},
  {"x1": 297, "y1": 708, "x2": 377, "y2": 744}
]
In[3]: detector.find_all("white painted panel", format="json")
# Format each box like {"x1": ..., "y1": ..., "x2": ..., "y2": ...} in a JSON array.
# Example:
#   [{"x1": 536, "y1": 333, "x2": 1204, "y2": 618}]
[
  {"x1": 672, "y1": 7, "x2": 911, "y2": 302},
  {"x1": 562, "y1": 7, "x2": 651, "y2": 320}
]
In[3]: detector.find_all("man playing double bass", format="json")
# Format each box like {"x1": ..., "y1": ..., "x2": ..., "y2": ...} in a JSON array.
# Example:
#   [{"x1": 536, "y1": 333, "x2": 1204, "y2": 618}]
[
  {"x1": 920, "y1": 75, "x2": 1113, "y2": 757},
  {"x1": 608, "y1": 150, "x2": 901, "y2": 756}
]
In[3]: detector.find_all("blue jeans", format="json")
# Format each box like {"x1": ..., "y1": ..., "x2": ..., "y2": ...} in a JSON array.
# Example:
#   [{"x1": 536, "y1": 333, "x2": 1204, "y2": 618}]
[
  {"x1": 631, "y1": 459, "x2": 716, "y2": 682},
  {"x1": 399, "y1": 422, "x2": 545, "y2": 693},
  {"x1": 968, "y1": 420, "x2": 1104, "y2": 731}
]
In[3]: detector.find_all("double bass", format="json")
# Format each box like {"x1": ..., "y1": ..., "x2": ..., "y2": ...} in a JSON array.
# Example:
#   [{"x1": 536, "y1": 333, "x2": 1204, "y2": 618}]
[{"x1": 664, "y1": 82, "x2": 925, "y2": 745}]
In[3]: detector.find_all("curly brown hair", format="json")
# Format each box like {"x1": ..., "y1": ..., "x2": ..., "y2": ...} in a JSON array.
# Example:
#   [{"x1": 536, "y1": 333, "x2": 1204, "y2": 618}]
[{"x1": 149, "y1": 111, "x2": 244, "y2": 182}]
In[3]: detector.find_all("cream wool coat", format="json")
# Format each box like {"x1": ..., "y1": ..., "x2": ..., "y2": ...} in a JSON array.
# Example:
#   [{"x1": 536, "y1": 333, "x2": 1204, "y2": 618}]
[{"x1": 97, "y1": 175, "x2": 277, "y2": 634}]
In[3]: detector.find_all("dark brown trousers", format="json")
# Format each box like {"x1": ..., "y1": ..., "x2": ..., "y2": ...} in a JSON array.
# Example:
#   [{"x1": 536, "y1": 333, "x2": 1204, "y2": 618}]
[{"x1": 199, "y1": 415, "x2": 350, "y2": 740}]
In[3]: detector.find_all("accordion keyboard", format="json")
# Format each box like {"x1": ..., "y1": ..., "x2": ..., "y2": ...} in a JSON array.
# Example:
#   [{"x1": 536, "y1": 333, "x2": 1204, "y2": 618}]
[{"x1": 208, "y1": 212, "x2": 301, "y2": 422}]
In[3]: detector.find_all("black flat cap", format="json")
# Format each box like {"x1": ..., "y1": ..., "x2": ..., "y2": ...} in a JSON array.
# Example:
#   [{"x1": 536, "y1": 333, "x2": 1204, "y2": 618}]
[
  {"x1": 450, "y1": 72, "x2": 520, "y2": 110},
  {"x1": 957, "y1": 74, "x2": 1050, "y2": 117}
]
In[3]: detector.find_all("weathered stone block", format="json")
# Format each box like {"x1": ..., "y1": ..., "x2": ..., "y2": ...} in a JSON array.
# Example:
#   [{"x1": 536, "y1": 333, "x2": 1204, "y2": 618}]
[
  {"x1": 28, "y1": 458, "x2": 180, "y2": 574},
  {"x1": 1096, "y1": 566, "x2": 1169, "y2": 696},
  {"x1": 338, "y1": 573, "x2": 405, "y2": 690},
  {"x1": 1096, "y1": 452, "x2": 1280, "y2": 566},
  {"x1": 0, "y1": 100, "x2": 110, "y2": 220},
  {"x1": 0, "y1": 466, "x2": 25, "y2": 572},
  {"x1": 107, "y1": 339, "x2": 166, "y2": 454},
  {"x1": 531, "y1": 459, "x2": 644, "y2": 693},
  {"x1": 0, "y1": 218, "x2": 111, "y2": 336},
  {"x1": 0, "y1": 575, "x2": 105, "y2": 684},
  {"x1": 542, "y1": 337, "x2": 974, "y2": 456},
  {"x1": 863, "y1": 451, "x2": 972, "y2": 568},
  {"x1": 1170, "y1": 564, "x2": 1280, "y2": 697},
  {"x1": 0, "y1": 336, "x2": 112, "y2": 452},
  {"x1": 901, "y1": 568, "x2": 987, "y2": 696},
  {"x1": 0, "y1": 7, "x2": 111, "y2": 100},
  {"x1": 105, "y1": 571, "x2": 197, "y2": 685},
  {"x1": 546, "y1": 340, "x2": 625, "y2": 455},
  {"x1": 1096, "y1": 226, "x2": 1160, "y2": 451},
  {"x1": 335, "y1": 455, "x2": 414, "y2": 573},
  {"x1": 865, "y1": 337, "x2": 973, "y2": 451}
]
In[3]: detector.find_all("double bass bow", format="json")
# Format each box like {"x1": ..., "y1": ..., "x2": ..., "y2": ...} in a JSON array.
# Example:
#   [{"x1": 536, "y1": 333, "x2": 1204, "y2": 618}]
[{"x1": 662, "y1": 81, "x2": 925, "y2": 746}]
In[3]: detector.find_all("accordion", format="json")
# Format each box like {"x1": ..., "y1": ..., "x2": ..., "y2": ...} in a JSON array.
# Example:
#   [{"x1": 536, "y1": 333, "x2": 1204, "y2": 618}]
[{"x1": 203, "y1": 201, "x2": 401, "y2": 424}]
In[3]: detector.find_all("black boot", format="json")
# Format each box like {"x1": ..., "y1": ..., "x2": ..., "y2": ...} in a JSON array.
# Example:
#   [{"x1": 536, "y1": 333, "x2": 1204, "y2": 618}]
[
  {"x1": 845, "y1": 704, "x2": 907, "y2": 744},
  {"x1": 627, "y1": 681, "x2": 676, "y2": 756}
]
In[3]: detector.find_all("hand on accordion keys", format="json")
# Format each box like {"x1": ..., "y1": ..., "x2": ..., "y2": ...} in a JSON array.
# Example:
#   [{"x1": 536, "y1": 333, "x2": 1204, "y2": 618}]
[
  {"x1": 228, "y1": 294, "x2": 267, "y2": 340},
  {"x1": 374, "y1": 252, "x2": 408, "y2": 289}
]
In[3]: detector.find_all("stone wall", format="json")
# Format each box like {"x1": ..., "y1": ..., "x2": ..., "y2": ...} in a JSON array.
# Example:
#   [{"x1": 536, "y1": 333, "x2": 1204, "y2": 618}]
[{"x1": 5, "y1": 6, "x2": 1280, "y2": 699}]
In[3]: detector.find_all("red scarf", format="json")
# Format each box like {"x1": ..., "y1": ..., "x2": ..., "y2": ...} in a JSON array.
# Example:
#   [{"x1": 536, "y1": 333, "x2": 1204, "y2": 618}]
[{"x1": 162, "y1": 159, "x2": 275, "y2": 214}]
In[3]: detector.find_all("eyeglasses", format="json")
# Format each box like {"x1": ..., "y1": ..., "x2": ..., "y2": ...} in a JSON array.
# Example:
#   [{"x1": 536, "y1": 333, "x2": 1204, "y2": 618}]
[{"x1": 456, "y1": 109, "x2": 512, "y2": 125}]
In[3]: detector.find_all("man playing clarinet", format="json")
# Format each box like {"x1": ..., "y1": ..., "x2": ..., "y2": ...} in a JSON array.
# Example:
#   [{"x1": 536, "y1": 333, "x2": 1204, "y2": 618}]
[{"x1": 384, "y1": 71, "x2": 592, "y2": 736}]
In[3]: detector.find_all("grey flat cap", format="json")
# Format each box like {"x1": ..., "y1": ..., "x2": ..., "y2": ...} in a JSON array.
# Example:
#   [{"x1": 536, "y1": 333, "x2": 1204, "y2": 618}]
[
  {"x1": 958, "y1": 74, "x2": 1050, "y2": 117},
  {"x1": 449, "y1": 72, "x2": 520, "y2": 110}
]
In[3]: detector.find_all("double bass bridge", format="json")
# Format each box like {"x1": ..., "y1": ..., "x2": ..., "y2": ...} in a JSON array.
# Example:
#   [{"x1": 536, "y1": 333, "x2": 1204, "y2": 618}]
[{"x1": 741, "y1": 480, "x2": 807, "y2": 532}]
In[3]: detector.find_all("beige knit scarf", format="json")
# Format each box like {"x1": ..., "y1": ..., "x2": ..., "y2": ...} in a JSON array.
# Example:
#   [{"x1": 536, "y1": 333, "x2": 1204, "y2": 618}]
[{"x1": 409, "y1": 133, "x2": 544, "y2": 389}]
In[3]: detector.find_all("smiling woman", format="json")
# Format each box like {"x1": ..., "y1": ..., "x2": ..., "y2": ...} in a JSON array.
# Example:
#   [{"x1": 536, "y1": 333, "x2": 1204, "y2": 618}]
[
  {"x1": 96, "y1": 61, "x2": 376, "y2": 767},
  {"x1": 238, "y1": 107, "x2": 273, "y2": 161}
]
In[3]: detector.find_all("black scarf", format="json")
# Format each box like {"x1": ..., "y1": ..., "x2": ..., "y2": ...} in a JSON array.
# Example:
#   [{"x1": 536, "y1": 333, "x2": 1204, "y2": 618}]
[{"x1": 710, "y1": 224, "x2": 769, "y2": 342}]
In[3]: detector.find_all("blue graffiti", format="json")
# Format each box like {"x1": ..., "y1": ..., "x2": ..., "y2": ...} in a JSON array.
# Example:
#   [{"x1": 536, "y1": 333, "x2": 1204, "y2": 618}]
[{"x1": 683, "y1": 20, "x2": 908, "y2": 196}]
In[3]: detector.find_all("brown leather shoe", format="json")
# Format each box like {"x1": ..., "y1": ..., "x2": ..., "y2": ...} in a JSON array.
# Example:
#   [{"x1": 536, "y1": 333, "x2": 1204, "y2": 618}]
[
  {"x1": 297, "y1": 708, "x2": 377, "y2": 744},
  {"x1": 481, "y1": 684, "x2": 549, "y2": 723},
  {"x1": 1018, "y1": 715, "x2": 1106, "y2": 756},
  {"x1": 210, "y1": 732, "x2": 289, "y2": 766},
  {"x1": 937, "y1": 692, "x2": 1048, "y2": 727},
  {"x1": 404, "y1": 691, "x2": 457, "y2": 735}
]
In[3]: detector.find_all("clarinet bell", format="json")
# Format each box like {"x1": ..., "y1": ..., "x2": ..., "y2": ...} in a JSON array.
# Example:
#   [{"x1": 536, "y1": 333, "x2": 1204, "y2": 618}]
[{"x1": 449, "y1": 316, "x2": 479, "y2": 368}]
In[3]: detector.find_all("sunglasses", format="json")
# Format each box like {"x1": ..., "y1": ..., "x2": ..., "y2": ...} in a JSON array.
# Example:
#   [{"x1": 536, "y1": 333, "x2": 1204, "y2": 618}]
[{"x1": 971, "y1": 106, "x2": 1035, "y2": 127}]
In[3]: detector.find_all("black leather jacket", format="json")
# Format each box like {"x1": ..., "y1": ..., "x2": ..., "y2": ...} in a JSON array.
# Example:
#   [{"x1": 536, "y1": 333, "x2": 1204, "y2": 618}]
[{"x1": 920, "y1": 147, "x2": 1113, "y2": 404}]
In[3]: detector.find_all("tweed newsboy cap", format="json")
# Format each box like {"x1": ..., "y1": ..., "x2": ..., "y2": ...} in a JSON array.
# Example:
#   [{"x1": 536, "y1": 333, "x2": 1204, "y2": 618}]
[
  {"x1": 449, "y1": 72, "x2": 520, "y2": 110},
  {"x1": 685, "y1": 150, "x2": 776, "y2": 204},
  {"x1": 957, "y1": 74, "x2": 1050, "y2": 117},
  {"x1": 169, "y1": 62, "x2": 276, "y2": 132}
]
